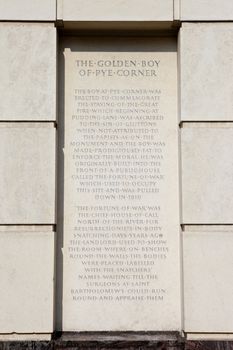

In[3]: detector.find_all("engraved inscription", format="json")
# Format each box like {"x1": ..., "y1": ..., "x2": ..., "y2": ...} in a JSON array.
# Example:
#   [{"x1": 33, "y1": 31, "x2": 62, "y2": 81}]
[{"x1": 63, "y1": 38, "x2": 181, "y2": 331}]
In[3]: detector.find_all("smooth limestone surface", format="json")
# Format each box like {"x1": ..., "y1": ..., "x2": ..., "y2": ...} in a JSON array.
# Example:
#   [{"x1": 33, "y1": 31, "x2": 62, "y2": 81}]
[
  {"x1": 0, "y1": 0, "x2": 56, "y2": 20},
  {"x1": 183, "y1": 230, "x2": 233, "y2": 333},
  {"x1": 0, "y1": 124, "x2": 56, "y2": 224},
  {"x1": 181, "y1": 125, "x2": 233, "y2": 224},
  {"x1": 0, "y1": 230, "x2": 55, "y2": 333},
  {"x1": 59, "y1": 0, "x2": 173, "y2": 21},
  {"x1": 0, "y1": 23, "x2": 56, "y2": 121},
  {"x1": 180, "y1": 23, "x2": 233, "y2": 121},
  {"x1": 1, "y1": 0, "x2": 233, "y2": 22},
  {"x1": 181, "y1": 0, "x2": 233, "y2": 20},
  {"x1": 62, "y1": 37, "x2": 181, "y2": 332}
]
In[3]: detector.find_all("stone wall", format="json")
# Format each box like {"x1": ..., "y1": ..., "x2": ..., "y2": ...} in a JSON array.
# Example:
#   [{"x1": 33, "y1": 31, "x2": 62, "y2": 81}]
[{"x1": 0, "y1": 0, "x2": 233, "y2": 347}]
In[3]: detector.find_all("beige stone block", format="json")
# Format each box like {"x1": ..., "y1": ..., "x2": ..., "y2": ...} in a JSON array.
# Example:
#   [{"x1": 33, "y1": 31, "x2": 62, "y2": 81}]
[
  {"x1": 60, "y1": 0, "x2": 173, "y2": 21},
  {"x1": 0, "y1": 123, "x2": 56, "y2": 224},
  {"x1": 57, "y1": 0, "x2": 63, "y2": 21},
  {"x1": 183, "y1": 230, "x2": 233, "y2": 333},
  {"x1": 186, "y1": 334, "x2": 233, "y2": 341},
  {"x1": 0, "y1": 0, "x2": 56, "y2": 21},
  {"x1": 0, "y1": 230, "x2": 55, "y2": 333},
  {"x1": 181, "y1": 125, "x2": 233, "y2": 224},
  {"x1": 181, "y1": 0, "x2": 233, "y2": 20},
  {"x1": 180, "y1": 23, "x2": 233, "y2": 121},
  {"x1": 0, "y1": 334, "x2": 52, "y2": 341},
  {"x1": 0, "y1": 23, "x2": 56, "y2": 121},
  {"x1": 174, "y1": 0, "x2": 180, "y2": 21}
]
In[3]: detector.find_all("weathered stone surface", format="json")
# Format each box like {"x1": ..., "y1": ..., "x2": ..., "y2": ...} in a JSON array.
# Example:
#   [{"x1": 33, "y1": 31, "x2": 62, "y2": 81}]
[
  {"x1": 0, "y1": 123, "x2": 56, "y2": 224},
  {"x1": 0, "y1": 23, "x2": 56, "y2": 121},
  {"x1": 0, "y1": 0, "x2": 56, "y2": 20},
  {"x1": 59, "y1": 0, "x2": 173, "y2": 21},
  {"x1": 183, "y1": 229, "x2": 233, "y2": 333},
  {"x1": 180, "y1": 23, "x2": 233, "y2": 121},
  {"x1": 0, "y1": 229, "x2": 55, "y2": 333},
  {"x1": 181, "y1": 0, "x2": 233, "y2": 20},
  {"x1": 181, "y1": 124, "x2": 233, "y2": 224}
]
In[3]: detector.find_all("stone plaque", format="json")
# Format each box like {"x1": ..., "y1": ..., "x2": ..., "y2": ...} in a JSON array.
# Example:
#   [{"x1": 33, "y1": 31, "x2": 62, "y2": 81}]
[{"x1": 62, "y1": 37, "x2": 181, "y2": 331}]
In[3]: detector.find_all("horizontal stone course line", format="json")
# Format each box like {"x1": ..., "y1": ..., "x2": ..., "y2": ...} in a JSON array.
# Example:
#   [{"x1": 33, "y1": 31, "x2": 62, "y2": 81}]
[
  {"x1": 0, "y1": 20, "x2": 55, "y2": 23},
  {"x1": 180, "y1": 121, "x2": 233, "y2": 128},
  {"x1": 0, "y1": 225, "x2": 56, "y2": 232},
  {"x1": 0, "y1": 121, "x2": 56, "y2": 128},
  {"x1": 181, "y1": 20, "x2": 233, "y2": 23},
  {"x1": 182, "y1": 225, "x2": 233, "y2": 232}
]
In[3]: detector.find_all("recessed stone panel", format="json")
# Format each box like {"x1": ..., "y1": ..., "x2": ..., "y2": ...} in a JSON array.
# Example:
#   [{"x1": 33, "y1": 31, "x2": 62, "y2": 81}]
[
  {"x1": 0, "y1": 229, "x2": 55, "y2": 333},
  {"x1": 181, "y1": 0, "x2": 233, "y2": 20},
  {"x1": 0, "y1": 23, "x2": 56, "y2": 121},
  {"x1": 62, "y1": 37, "x2": 181, "y2": 331},
  {"x1": 183, "y1": 229, "x2": 233, "y2": 333},
  {"x1": 181, "y1": 125, "x2": 233, "y2": 224},
  {"x1": 0, "y1": 123, "x2": 56, "y2": 224},
  {"x1": 0, "y1": 0, "x2": 56, "y2": 21},
  {"x1": 180, "y1": 23, "x2": 233, "y2": 121},
  {"x1": 60, "y1": 0, "x2": 173, "y2": 21}
]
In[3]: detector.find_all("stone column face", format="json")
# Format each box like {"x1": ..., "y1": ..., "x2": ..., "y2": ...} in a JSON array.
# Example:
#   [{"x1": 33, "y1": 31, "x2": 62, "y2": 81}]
[
  {"x1": 179, "y1": 21, "x2": 233, "y2": 339},
  {"x1": 0, "y1": 22, "x2": 57, "y2": 338}
]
